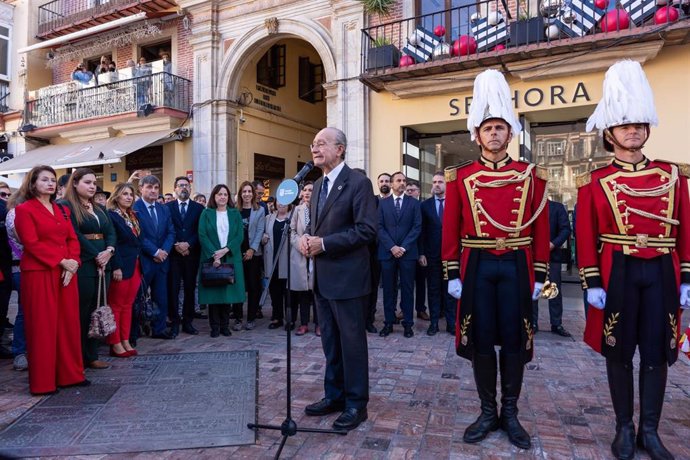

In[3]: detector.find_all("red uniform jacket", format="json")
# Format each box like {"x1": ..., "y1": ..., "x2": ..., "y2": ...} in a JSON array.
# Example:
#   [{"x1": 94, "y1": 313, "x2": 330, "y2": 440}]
[
  {"x1": 442, "y1": 156, "x2": 550, "y2": 361},
  {"x1": 576, "y1": 157, "x2": 690, "y2": 356},
  {"x1": 14, "y1": 199, "x2": 81, "y2": 272}
]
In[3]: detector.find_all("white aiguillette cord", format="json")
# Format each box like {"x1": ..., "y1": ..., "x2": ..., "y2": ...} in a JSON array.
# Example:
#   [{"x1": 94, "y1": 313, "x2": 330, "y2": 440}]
[
  {"x1": 614, "y1": 165, "x2": 680, "y2": 226},
  {"x1": 473, "y1": 164, "x2": 548, "y2": 233}
]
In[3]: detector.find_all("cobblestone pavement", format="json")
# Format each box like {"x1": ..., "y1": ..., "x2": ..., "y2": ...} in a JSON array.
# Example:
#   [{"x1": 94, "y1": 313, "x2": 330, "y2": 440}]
[{"x1": 1, "y1": 282, "x2": 689, "y2": 459}]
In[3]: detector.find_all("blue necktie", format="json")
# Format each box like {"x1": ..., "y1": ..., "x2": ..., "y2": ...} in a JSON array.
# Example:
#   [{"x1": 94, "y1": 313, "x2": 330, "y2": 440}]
[
  {"x1": 148, "y1": 204, "x2": 158, "y2": 229},
  {"x1": 395, "y1": 197, "x2": 401, "y2": 216},
  {"x1": 317, "y1": 177, "x2": 329, "y2": 218},
  {"x1": 438, "y1": 198, "x2": 444, "y2": 220},
  {"x1": 180, "y1": 202, "x2": 187, "y2": 220}
]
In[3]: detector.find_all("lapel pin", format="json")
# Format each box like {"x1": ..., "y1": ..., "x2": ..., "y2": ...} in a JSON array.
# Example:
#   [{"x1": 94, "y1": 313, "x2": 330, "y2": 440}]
[{"x1": 337, "y1": 185, "x2": 343, "y2": 191}]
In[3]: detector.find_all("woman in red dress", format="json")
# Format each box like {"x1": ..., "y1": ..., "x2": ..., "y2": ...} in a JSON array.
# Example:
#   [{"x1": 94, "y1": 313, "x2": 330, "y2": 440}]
[{"x1": 14, "y1": 165, "x2": 86, "y2": 395}]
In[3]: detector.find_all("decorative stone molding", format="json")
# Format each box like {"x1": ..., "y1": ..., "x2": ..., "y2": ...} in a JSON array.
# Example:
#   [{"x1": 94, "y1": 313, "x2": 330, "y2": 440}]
[
  {"x1": 0, "y1": 2, "x2": 13, "y2": 23},
  {"x1": 383, "y1": 68, "x2": 486, "y2": 99},
  {"x1": 265, "y1": 17, "x2": 279, "y2": 35},
  {"x1": 505, "y1": 41, "x2": 664, "y2": 82}
]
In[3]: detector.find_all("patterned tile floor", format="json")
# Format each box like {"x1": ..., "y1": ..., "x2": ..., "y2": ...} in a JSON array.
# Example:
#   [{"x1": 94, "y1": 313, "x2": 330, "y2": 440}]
[{"x1": 1, "y1": 281, "x2": 689, "y2": 459}]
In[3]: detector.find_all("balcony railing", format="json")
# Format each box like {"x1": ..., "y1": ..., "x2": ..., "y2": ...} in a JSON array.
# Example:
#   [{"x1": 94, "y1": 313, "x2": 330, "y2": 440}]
[
  {"x1": 37, "y1": 0, "x2": 178, "y2": 38},
  {"x1": 24, "y1": 72, "x2": 191, "y2": 129},
  {"x1": 0, "y1": 81, "x2": 9, "y2": 113},
  {"x1": 361, "y1": 0, "x2": 690, "y2": 75}
]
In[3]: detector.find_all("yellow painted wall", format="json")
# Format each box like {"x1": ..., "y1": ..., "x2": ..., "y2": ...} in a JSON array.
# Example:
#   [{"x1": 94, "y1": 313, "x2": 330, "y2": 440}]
[
  {"x1": 238, "y1": 38, "x2": 327, "y2": 129},
  {"x1": 369, "y1": 44, "x2": 690, "y2": 181}
]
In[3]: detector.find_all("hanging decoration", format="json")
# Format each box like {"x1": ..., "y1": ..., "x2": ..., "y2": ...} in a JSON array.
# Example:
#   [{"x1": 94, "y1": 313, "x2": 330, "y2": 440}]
[{"x1": 48, "y1": 22, "x2": 164, "y2": 67}]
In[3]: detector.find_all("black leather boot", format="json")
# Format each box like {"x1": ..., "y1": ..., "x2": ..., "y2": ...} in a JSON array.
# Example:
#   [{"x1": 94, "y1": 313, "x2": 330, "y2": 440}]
[
  {"x1": 606, "y1": 360, "x2": 636, "y2": 460},
  {"x1": 637, "y1": 363, "x2": 674, "y2": 460},
  {"x1": 499, "y1": 351, "x2": 531, "y2": 449},
  {"x1": 463, "y1": 352, "x2": 500, "y2": 443}
]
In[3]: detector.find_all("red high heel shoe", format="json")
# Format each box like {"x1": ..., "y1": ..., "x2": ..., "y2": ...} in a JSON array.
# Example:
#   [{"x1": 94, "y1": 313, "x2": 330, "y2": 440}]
[
  {"x1": 126, "y1": 349, "x2": 138, "y2": 356},
  {"x1": 110, "y1": 347, "x2": 130, "y2": 358}
]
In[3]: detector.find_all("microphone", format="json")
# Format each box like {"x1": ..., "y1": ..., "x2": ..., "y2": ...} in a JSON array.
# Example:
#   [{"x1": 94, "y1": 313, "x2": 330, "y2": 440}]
[{"x1": 293, "y1": 161, "x2": 314, "y2": 184}]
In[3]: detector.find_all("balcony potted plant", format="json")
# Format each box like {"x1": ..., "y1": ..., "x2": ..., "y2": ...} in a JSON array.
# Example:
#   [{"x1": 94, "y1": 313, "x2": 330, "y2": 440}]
[
  {"x1": 510, "y1": 0, "x2": 545, "y2": 45},
  {"x1": 366, "y1": 37, "x2": 402, "y2": 70}
]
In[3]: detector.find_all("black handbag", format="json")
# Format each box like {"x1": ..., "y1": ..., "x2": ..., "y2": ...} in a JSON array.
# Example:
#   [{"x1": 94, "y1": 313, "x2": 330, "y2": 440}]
[
  {"x1": 135, "y1": 277, "x2": 158, "y2": 323},
  {"x1": 200, "y1": 261, "x2": 235, "y2": 287}
]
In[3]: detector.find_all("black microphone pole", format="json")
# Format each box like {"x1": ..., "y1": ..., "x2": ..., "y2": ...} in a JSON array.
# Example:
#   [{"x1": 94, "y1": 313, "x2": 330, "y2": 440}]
[{"x1": 248, "y1": 174, "x2": 346, "y2": 459}]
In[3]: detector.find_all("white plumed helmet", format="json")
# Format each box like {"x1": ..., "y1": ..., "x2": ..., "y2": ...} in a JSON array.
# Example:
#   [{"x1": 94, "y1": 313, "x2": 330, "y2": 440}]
[{"x1": 467, "y1": 69, "x2": 521, "y2": 141}]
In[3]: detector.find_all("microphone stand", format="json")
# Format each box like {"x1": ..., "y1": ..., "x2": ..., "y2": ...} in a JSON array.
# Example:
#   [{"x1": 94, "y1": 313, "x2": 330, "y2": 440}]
[{"x1": 248, "y1": 188, "x2": 346, "y2": 459}]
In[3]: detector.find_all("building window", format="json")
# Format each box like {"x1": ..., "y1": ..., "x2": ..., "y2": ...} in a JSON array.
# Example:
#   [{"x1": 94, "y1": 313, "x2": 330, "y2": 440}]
[
  {"x1": 417, "y1": 0, "x2": 477, "y2": 39},
  {"x1": 298, "y1": 57, "x2": 324, "y2": 103},
  {"x1": 257, "y1": 45, "x2": 286, "y2": 89},
  {"x1": 0, "y1": 25, "x2": 10, "y2": 81},
  {"x1": 140, "y1": 40, "x2": 172, "y2": 63}
]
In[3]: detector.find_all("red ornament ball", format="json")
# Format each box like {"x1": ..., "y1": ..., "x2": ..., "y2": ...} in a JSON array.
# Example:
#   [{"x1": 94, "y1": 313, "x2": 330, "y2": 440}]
[
  {"x1": 452, "y1": 35, "x2": 477, "y2": 56},
  {"x1": 434, "y1": 25, "x2": 446, "y2": 37},
  {"x1": 654, "y1": 6, "x2": 679, "y2": 24},
  {"x1": 600, "y1": 9, "x2": 630, "y2": 32},
  {"x1": 594, "y1": 0, "x2": 609, "y2": 9},
  {"x1": 494, "y1": 44, "x2": 506, "y2": 51},
  {"x1": 399, "y1": 55, "x2": 415, "y2": 67}
]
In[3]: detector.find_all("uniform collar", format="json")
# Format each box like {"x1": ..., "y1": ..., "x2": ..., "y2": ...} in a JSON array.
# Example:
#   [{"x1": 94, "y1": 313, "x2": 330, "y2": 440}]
[
  {"x1": 478, "y1": 154, "x2": 512, "y2": 170},
  {"x1": 611, "y1": 156, "x2": 649, "y2": 172}
]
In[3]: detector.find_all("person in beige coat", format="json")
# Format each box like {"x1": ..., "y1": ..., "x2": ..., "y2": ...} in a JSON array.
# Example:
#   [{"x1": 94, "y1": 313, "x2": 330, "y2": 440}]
[
  {"x1": 290, "y1": 182, "x2": 318, "y2": 336},
  {"x1": 263, "y1": 203, "x2": 291, "y2": 329}
]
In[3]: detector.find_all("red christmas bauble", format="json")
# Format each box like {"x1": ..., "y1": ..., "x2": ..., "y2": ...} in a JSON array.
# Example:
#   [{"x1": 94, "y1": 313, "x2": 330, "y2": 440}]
[
  {"x1": 495, "y1": 44, "x2": 506, "y2": 51},
  {"x1": 594, "y1": 0, "x2": 609, "y2": 9},
  {"x1": 654, "y1": 6, "x2": 679, "y2": 24},
  {"x1": 452, "y1": 35, "x2": 477, "y2": 56},
  {"x1": 434, "y1": 25, "x2": 446, "y2": 37},
  {"x1": 399, "y1": 55, "x2": 415, "y2": 67},
  {"x1": 600, "y1": 9, "x2": 630, "y2": 32}
]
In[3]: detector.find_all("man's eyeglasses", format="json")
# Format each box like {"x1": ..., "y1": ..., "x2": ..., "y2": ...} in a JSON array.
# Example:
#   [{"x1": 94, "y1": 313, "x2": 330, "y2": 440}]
[
  {"x1": 176, "y1": 183, "x2": 190, "y2": 188},
  {"x1": 0, "y1": 192, "x2": 9, "y2": 199},
  {"x1": 310, "y1": 141, "x2": 342, "y2": 150}
]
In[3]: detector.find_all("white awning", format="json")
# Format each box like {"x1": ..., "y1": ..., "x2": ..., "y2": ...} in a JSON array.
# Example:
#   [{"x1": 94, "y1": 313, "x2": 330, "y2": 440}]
[
  {"x1": 18, "y1": 13, "x2": 147, "y2": 54},
  {"x1": 0, "y1": 129, "x2": 179, "y2": 175}
]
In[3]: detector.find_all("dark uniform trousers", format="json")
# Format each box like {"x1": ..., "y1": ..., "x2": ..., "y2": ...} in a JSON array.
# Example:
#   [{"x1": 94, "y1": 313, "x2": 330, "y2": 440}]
[
  {"x1": 168, "y1": 250, "x2": 200, "y2": 327},
  {"x1": 426, "y1": 258, "x2": 456, "y2": 328}
]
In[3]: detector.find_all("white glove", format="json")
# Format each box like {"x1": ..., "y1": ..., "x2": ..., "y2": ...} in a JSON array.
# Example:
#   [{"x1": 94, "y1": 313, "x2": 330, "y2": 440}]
[
  {"x1": 587, "y1": 287, "x2": 607, "y2": 310},
  {"x1": 448, "y1": 279, "x2": 462, "y2": 299},
  {"x1": 532, "y1": 282, "x2": 544, "y2": 301},
  {"x1": 680, "y1": 284, "x2": 690, "y2": 309}
]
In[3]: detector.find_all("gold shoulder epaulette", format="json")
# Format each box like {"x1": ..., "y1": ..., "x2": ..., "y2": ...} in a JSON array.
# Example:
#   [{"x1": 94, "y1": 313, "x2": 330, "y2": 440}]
[
  {"x1": 444, "y1": 160, "x2": 472, "y2": 182},
  {"x1": 535, "y1": 165, "x2": 548, "y2": 181},
  {"x1": 655, "y1": 159, "x2": 690, "y2": 178},
  {"x1": 576, "y1": 172, "x2": 591, "y2": 188}
]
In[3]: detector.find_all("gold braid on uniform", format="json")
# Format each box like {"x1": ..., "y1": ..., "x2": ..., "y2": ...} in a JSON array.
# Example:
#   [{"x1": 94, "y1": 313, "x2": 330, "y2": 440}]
[
  {"x1": 613, "y1": 164, "x2": 680, "y2": 226},
  {"x1": 473, "y1": 164, "x2": 549, "y2": 233}
]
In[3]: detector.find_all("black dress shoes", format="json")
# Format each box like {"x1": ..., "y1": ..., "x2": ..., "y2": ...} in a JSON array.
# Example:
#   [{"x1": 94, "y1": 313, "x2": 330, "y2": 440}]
[
  {"x1": 151, "y1": 331, "x2": 174, "y2": 340},
  {"x1": 551, "y1": 325, "x2": 571, "y2": 337},
  {"x1": 210, "y1": 328, "x2": 220, "y2": 338},
  {"x1": 427, "y1": 324, "x2": 439, "y2": 336},
  {"x1": 447, "y1": 326, "x2": 456, "y2": 336},
  {"x1": 194, "y1": 312, "x2": 208, "y2": 319},
  {"x1": 304, "y1": 398, "x2": 346, "y2": 416},
  {"x1": 182, "y1": 324, "x2": 199, "y2": 335},
  {"x1": 268, "y1": 320, "x2": 284, "y2": 329},
  {"x1": 333, "y1": 408, "x2": 368, "y2": 431},
  {"x1": 169, "y1": 324, "x2": 180, "y2": 338},
  {"x1": 220, "y1": 327, "x2": 232, "y2": 337},
  {"x1": 379, "y1": 325, "x2": 393, "y2": 337},
  {"x1": 403, "y1": 326, "x2": 414, "y2": 338},
  {"x1": 365, "y1": 323, "x2": 378, "y2": 334},
  {"x1": 0, "y1": 345, "x2": 13, "y2": 359}
]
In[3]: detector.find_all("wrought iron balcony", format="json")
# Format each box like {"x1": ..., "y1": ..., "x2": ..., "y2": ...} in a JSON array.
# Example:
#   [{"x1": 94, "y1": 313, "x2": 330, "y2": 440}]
[
  {"x1": 37, "y1": 0, "x2": 178, "y2": 39},
  {"x1": 0, "y1": 81, "x2": 9, "y2": 113},
  {"x1": 360, "y1": 0, "x2": 690, "y2": 87},
  {"x1": 24, "y1": 71, "x2": 190, "y2": 129}
]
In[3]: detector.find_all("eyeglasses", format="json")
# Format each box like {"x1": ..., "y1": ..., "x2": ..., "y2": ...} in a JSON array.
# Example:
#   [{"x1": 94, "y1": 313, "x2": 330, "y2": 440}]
[
  {"x1": 176, "y1": 183, "x2": 190, "y2": 188},
  {"x1": 310, "y1": 141, "x2": 342, "y2": 150},
  {"x1": 0, "y1": 192, "x2": 9, "y2": 198}
]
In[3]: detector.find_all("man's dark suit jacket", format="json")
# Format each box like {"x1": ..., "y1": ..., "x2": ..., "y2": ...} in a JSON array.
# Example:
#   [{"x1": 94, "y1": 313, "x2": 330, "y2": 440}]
[
  {"x1": 108, "y1": 210, "x2": 142, "y2": 280},
  {"x1": 166, "y1": 200, "x2": 204, "y2": 251},
  {"x1": 133, "y1": 199, "x2": 175, "y2": 275},
  {"x1": 307, "y1": 164, "x2": 377, "y2": 300},
  {"x1": 548, "y1": 201, "x2": 571, "y2": 263},
  {"x1": 420, "y1": 196, "x2": 443, "y2": 260},
  {"x1": 377, "y1": 195, "x2": 421, "y2": 261}
]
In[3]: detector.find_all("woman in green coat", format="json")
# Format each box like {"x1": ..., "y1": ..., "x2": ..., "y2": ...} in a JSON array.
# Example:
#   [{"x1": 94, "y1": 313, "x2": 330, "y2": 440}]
[
  {"x1": 198, "y1": 184, "x2": 246, "y2": 337},
  {"x1": 60, "y1": 168, "x2": 116, "y2": 369}
]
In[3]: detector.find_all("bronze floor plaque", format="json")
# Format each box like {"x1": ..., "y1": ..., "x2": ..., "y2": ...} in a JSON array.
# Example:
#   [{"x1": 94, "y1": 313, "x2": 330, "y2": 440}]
[{"x1": 0, "y1": 351, "x2": 258, "y2": 457}]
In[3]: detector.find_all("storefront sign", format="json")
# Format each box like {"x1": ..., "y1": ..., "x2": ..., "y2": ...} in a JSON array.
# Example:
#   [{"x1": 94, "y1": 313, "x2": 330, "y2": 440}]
[
  {"x1": 449, "y1": 82, "x2": 590, "y2": 116},
  {"x1": 254, "y1": 153, "x2": 285, "y2": 179}
]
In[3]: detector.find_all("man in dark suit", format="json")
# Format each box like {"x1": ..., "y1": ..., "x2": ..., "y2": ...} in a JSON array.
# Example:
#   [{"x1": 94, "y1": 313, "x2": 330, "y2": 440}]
[
  {"x1": 299, "y1": 127, "x2": 377, "y2": 431},
  {"x1": 406, "y1": 179, "x2": 430, "y2": 321},
  {"x1": 378, "y1": 171, "x2": 422, "y2": 338},
  {"x1": 167, "y1": 176, "x2": 204, "y2": 336},
  {"x1": 134, "y1": 175, "x2": 176, "y2": 339},
  {"x1": 532, "y1": 199, "x2": 572, "y2": 336},
  {"x1": 420, "y1": 171, "x2": 456, "y2": 336}
]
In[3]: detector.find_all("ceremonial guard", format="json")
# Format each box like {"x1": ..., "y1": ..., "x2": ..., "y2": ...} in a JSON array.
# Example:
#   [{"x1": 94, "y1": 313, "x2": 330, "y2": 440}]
[
  {"x1": 577, "y1": 60, "x2": 690, "y2": 460},
  {"x1": 442, "y1": 69, "x2": 550, "y2": 449}
]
